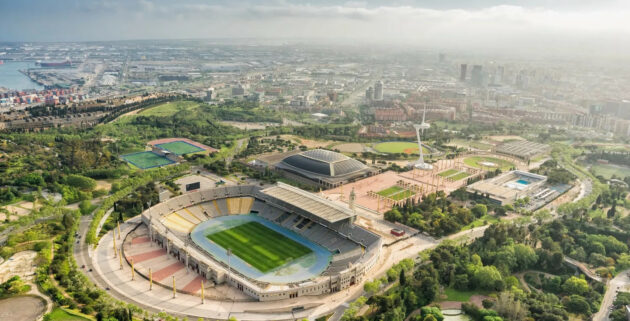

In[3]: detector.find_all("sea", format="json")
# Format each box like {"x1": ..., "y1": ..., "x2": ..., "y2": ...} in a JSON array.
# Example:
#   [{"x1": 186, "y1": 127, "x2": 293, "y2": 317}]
[{"x1": 0, "y1": 61, "x2": 44, "y2": 91}]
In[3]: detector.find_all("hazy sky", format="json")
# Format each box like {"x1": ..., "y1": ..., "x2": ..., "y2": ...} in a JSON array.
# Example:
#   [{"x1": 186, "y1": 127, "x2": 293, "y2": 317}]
[{"x1": 2, "y1": 0, "x2": 629, "y2": 55}]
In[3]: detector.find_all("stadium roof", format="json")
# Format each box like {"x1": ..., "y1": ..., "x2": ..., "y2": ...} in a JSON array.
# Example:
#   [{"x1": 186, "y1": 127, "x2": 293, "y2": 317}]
[
  {"x1": 280, "y1": 149, "x2": 368, "y2": 177},
  {"x1": 261, "y1": 182, "x2": 355, "y2": 223}
]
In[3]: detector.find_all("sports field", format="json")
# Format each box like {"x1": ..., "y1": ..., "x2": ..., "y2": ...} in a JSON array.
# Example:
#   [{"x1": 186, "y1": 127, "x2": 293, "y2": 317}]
[
  {"x1": 590, "y1": 163, "x2": 630, "y2": 179},
  {"x1": 438, "y1": 169, "x2": 471, "y2": 181},
  {"x1": 156, "y1": 141, "x2": 204, "y2": 155},
  {"x1": 373, "y1": 142, "x2": 430, "y2": 154},
  {"x1": 206, "y1": 222, "x2": 312, "y2": 272},
  {"x1": 377, "y1": 185, "x2": 415, "y2": 201},
  {"x1": 464, "y1": 156, "x2": 514, "y2": 171},
  {"x1": 122, "y1": 151, "x2": 174, "y2": 169},
  {"x1": 438, "y1": 169, "x2": 458, "y2": 177}
]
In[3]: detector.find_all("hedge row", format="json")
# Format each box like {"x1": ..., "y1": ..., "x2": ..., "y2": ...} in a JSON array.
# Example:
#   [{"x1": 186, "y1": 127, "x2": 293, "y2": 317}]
[{"x1": 86, "y1": 164, "x2": 189, "y2": 245}]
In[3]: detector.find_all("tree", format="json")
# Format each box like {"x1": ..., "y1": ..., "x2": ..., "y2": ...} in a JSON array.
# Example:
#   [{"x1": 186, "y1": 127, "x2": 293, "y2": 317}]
[
  {"x1": 420, "y1": 307, "x2": 444, "y2": 321},
  {"x1": 471, "y1": 204, "x2": 488, "y2": 218},
  {"x1": 65, "y1": 174, "x2": 97, "y2": 191},
  {"x1": 494, "y1": 292, "x2": 527, "y2": 321},
  {"x1": 62, "y1": 212, "x2": 75, "y2": 229},
  {"x1": 563, "y1": 295, "x2": 591, "y2": 315},
  {"x1": 562, "y1": 277, "x2": 589, "y2": 295},
  {"x1": 473, "y1": 266, "x2": 503, "y2": 291},
  {"x1": 399, "y1": 269, "x2": 407, "y2": 286}
]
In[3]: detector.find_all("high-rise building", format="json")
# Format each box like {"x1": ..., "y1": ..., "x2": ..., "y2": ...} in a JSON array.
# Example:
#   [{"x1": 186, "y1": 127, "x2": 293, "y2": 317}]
[
  {"x1": 232, "y1": 83, "x2": 245, "y2": 96},
  {"x1": 205, "y1": 87, "x2": 215, "y2": 101},
  {"x1": 471, "y1": 65, "x2": 483, "y2": 86},
  {"x1": 365, "y1": 86, "x2": 374, "y2": 101},
  {"x1": 439, "y1": 53, "x2": 446, "y2": 63},
  {"x1": 460, "y1": 64, "x2": 467, "y2": 82},
  {"x1": 374, "y1": 81, "x2": 383, "y2": 101}
]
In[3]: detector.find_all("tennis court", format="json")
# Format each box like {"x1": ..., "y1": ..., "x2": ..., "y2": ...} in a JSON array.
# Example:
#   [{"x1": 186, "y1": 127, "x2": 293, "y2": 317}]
[
  {"x1": 122, "y1": 151, "x2": 174, "y2": 169},
  {"x1": 155, "y1": 141, "x2": 204, "y2": 155}
]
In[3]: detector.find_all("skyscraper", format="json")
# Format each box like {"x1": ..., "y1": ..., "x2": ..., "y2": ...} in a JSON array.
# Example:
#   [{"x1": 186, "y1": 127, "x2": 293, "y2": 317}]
[
  {"x1": 471, "y1": 65, "x2": 483, "y2": 86},
  {"x1": 374, "y1": 81, "x2": 383, "y2": 101},
  {"x1": 460, "y1": 64, "x2": 467, "y2": 82}
]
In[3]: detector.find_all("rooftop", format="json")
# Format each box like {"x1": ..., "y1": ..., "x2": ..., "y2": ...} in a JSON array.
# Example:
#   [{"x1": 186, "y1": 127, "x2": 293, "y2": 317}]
[{"x1": 261, "y1": 182, "x2": 355, "y2": 223}]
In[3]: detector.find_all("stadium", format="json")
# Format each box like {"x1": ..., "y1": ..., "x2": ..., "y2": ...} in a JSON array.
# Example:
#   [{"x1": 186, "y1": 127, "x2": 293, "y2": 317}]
[
  {"x1": 137, "y1": 183, "x2": 381, "y2": 301},
  {"x1": 274, "y1": 149, "x2": 377, "y2": 188}
]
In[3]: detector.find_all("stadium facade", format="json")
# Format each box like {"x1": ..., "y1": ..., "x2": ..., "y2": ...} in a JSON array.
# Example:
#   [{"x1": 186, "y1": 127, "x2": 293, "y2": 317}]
[
  {"x1": 140, "y1": 183, "x2": 381, "y2": 301},
  {"x1": 274, "y1": 149, "x2": 376, "y2": 188}
]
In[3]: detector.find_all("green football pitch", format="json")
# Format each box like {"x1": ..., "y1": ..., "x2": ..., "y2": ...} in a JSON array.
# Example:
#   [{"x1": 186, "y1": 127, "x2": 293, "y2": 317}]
[
  {"x1": 156, "y1": 141, "x2": 204, "y2": 155},
  {"x1": 206, "y1": 222, "x2": 312, "y2": 272},
  {"x1": 122, "y1": 151, "x2": 174, "y2": 169}
]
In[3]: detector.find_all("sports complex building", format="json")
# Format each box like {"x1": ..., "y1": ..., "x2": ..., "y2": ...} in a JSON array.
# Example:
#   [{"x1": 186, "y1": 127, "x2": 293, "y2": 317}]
[
  {"x1": 466, "y1": 170, "x2": 549, "y2": 205},
  {"x1": 138, "y1": 183, "x2": 382, "y2": 301},
  {"x1": 273, "y1": 149, "x2": 377, "y2": 188}
]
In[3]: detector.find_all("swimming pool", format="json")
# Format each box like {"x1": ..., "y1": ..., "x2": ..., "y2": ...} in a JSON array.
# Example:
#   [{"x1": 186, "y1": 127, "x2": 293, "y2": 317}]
[{"x1": 516, "y1": 179, "x2": 530, "y2": 185}]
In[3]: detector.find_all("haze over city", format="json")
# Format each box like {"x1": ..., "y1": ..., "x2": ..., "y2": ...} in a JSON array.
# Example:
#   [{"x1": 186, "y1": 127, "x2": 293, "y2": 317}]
[
  {"x1": 0, "y1": 1, "x2": 630, "y2": 321},
  {"x1": 3, "y1": 0, "x2": 630, "y2": 56}
]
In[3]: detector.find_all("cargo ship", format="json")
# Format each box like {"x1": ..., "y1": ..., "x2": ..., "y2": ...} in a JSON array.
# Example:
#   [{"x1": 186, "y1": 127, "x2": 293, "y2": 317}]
[{"x1": 37, "y1": 59, "x2": 73, "y2": 68}]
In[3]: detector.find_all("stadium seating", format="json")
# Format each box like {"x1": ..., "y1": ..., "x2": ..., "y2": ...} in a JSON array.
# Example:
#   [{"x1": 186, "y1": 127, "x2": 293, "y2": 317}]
[
  {"x1": 184, "y1": 207, "x2": 206, "y2": 221},
  {"x1": 240, "y1": 197, "x2": 254, "y2": 214},
  {"x1": 216, "y1": 199, "x2": 229, "y2": 215},
  {"x1": 162, "y1": 213, "x2": 196, "y2": 233},
  {"x1": 177, "y1": 210, "x2": 202, "y2": 225}
]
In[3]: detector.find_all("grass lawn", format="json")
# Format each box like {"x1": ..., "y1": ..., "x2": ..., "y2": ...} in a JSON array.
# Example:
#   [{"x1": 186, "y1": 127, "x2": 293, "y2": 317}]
[
  {"x1": 438, "y1": 169, "x2": 459, "y2": 177},
  {"x1": 139, "y1": 101, "x2": 201, "y2": 117},
  {"x1": 373, "y1": 142, "x2": 429, "y2": 155},
  {"x1": 377, "y1": 185, "x2": 405, "y2": 197},
  {"x1": 442, "y1": 288, "x2": 489, "y2": 302},
  {"x1": 464, "y1": 156, "x2": 515, "y2": 171},
  {"x1": 121, "y1": 151, "x2": 174, "y2": 169},
  {"x1": 462, "y1": 215, "x2": 500, "y2": 230},
  {"x1": 46, "y1": 308, "x2": 93, "y2": 321},
  {"x1": 207, "y1": 222, "x2": 312, "y2": 272},
  {"x1": 390, "y1": 189, "x2": 416, "y2": 201},
  {"x1": 377, "y1": 185, "x2": 415, "y2": 200},
  {"x1": 450, "y1": 172, "x2": 471, "y2": 181},
  {"x1": 156, "y1": 141, "x2": 204, "y2": 155},
  {"x1": 590, "y1": 163, "x2": 630, "y2": 179}
]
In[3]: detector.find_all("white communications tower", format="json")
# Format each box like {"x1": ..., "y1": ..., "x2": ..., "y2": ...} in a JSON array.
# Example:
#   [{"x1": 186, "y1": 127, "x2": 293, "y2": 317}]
[{"x1": 410, "y1": 105, "x2": 432, "y2": 170}]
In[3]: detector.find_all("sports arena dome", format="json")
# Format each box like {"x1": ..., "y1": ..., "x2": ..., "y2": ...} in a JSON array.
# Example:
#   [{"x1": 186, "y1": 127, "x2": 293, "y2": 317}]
[{"x1": 275, "y1": 149, "x2": 374, "y2": 188}]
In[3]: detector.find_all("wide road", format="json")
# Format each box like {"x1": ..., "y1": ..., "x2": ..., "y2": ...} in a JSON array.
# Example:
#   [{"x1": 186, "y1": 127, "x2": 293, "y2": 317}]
[{"x1": 593, "y1": 269, "x2": 630, "y2": 321}]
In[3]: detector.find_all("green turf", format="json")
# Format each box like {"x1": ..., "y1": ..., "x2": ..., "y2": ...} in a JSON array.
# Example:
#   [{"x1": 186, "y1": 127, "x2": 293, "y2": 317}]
[
  {"x1": 376, "y1": 185, "x2": 405, "y2": 197},
  {"x1": 390, "y1": 189, "x2": 415, "y2": 201},
  {"x1": 156, "y1": 141, "x2": 204, "y2": 155},
  {"x1": 46, "y1": 308, "x2": 93, "y2": 321},
  {"x1": 373, "y1": 142, "x2": 430, "y2": 154},
  {"x1": 450, "y1": 172, "x2": 471, "y2": 181},
  {"x1": 207, "y1": 222, "x2": 312, "y2": 272},
  {"x1": 464, "y1": 156, "x2": 514, "y2": 171},
  {"x1": 377, "y1": 185, "x2": 415, "y2": 200},
  {"x1": 438, "y1": 169, "x2": 459, "y2": 177},
  {"x1": 442, "y1": 288, "x2": 490, "y2": 302},
  {"x1": 590, "y1": 163, "x2": 630, "y2": 179},
  {"x1": 121, "y1": 151, "x2": 174, "y2": 169}
]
